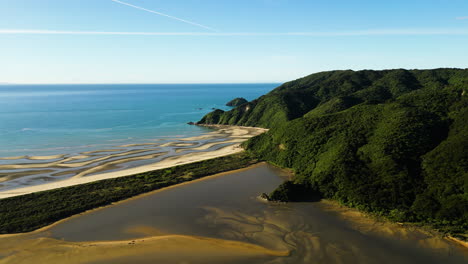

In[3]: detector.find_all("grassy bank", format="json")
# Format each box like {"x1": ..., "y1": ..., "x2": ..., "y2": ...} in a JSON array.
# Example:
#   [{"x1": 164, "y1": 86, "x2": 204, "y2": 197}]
[{"x1": 0, "y1": 152, "x2": 258, "y2": 234}]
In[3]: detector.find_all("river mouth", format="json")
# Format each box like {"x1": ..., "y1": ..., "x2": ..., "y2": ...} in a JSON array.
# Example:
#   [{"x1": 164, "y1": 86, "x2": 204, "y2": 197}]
[{"x1": 0, "y1": 164, "x2": 466, "y2": 264}]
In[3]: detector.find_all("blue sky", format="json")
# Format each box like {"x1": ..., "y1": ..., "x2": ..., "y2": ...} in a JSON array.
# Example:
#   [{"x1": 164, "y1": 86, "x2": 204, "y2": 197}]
[{"x1": 0, "y1": 0, "x2": 467, "y2": 84}]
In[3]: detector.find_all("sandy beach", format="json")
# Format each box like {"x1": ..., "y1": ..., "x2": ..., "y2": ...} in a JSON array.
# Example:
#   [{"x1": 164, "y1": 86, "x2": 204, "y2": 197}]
[{"x1": 0, "y1": 126, "x2": 267, "y2": 199}]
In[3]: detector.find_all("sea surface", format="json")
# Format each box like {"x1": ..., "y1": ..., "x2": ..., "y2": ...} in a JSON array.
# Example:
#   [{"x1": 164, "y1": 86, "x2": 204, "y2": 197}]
[{"x1": 0, "y1": 83, "x2": 277, "y2": 158}]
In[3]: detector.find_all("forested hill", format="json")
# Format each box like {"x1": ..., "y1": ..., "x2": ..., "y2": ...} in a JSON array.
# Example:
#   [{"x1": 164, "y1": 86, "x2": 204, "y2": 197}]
[
  {"x1": 198, "y1": 68, "x2": 468, "y2": 235},
  {"x1": 198, "y1": 69, "x2": 467, "y2": 128}
]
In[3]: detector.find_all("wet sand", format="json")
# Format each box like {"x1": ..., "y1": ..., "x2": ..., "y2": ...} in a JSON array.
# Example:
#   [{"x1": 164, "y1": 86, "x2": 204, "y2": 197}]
[
  {"x1": 0, "y1": 126, "x2": 266, "y2": 198},
  {"x1": 0, "y1": 164, "x2": 466, "y2": 264},
  {"x1": 0, "y1": 235, "x2": 287, "y2": 264}
]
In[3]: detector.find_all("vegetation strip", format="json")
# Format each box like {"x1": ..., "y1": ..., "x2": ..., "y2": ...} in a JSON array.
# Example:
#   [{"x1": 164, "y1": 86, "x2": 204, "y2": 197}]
[{"x1": 0, "y1": 153, "x2": 258, "y2": 234}]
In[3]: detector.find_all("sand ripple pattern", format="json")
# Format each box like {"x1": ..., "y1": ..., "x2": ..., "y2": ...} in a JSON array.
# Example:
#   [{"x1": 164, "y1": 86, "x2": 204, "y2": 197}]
[
  {"x1": 0, "y1": 126, "x2": 266, "y2": 193},
  {"x1": 199, "y1": 204, "x2": 467, "y2": 264}
]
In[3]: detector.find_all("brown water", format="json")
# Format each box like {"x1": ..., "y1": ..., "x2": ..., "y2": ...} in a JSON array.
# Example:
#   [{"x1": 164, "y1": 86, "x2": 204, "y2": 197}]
[{"x1": 2, "y1": 164, "x2": 467, "y2": 264}]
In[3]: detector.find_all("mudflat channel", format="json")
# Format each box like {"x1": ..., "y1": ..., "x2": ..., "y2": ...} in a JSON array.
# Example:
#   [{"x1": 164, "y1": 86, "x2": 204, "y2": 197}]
[{"x1": 0, "y1": 164, "x2": 466, "y2": 264}]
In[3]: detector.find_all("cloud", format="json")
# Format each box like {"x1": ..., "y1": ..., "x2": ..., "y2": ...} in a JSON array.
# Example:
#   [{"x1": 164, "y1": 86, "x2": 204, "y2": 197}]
[
  {"x1": 110, "y1": 0, "x2": 218, "y2": 32},
  {"x1": 1, "y1": 28, "x2": 468, "y2": 36},
  {"x1": 456, "y1": 16, "x2": 468, "y2": 20}
]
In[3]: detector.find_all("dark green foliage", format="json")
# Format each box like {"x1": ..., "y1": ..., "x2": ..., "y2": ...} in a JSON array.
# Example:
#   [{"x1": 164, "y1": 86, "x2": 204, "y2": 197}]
[
  {"x1": 203, "y1": 68, "x2": 468, "y2": 235},
  {"x1": 269, "y1": 181, "x2": 322, "y2": 202},
  {"x1": 0, "y1": 153, "x2": 258, "y2": 234},
  {"x1": 226, "y1": 97, "x2": 248, "y2": 107},
  {"x1": 198, "y1": 109, "x2": 225, "y2": 124}
]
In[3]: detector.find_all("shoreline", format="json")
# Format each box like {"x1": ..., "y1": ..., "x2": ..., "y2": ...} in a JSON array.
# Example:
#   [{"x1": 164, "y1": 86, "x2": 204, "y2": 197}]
[
  {"x1": 0, "y1": 126, "x2": 266, "y2": 199},
  {"x1": 318, "y1": 199, "x2": 468, "y2": 251}
]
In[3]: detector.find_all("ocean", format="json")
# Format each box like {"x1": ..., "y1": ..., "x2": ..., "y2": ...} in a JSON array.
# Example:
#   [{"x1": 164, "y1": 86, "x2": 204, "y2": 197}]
[
  {"x1": 0, "y1": 83, "x2": 277, "y2": 191},
  {"x1": 0, "y1": 83, "x2": 277, "y2": 158}
]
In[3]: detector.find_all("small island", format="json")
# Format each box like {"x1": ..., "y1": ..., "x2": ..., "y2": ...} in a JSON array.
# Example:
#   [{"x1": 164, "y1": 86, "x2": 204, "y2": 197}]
[{"x1": 226, "y1": 97, "x2": 248, "y2": 107}]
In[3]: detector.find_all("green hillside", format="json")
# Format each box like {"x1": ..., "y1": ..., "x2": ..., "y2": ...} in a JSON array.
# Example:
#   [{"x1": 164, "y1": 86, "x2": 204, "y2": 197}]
[
  {"x1": 198, "y1": 69, "x2": 468, "y2": 235},
  {"x1": 226, "y1": 97, "x2": 248, "y2": 107}
]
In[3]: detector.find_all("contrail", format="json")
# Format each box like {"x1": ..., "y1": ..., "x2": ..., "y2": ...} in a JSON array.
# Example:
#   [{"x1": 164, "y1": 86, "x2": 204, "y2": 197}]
[{"x1": 110, "y1": 0, "x2": 218, "y2": 32}]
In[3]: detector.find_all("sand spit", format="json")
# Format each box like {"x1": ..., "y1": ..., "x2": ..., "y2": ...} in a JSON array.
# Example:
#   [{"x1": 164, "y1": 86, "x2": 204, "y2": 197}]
[{"x1": 0, "y1": 126, "x2": 266, "y2": 199}]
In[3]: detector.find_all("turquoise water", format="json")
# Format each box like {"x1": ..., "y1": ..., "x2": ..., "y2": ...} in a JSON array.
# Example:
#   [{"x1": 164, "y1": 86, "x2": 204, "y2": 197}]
[{"x1": 0, "y1": 84, "x2": 277, "y2": 158}]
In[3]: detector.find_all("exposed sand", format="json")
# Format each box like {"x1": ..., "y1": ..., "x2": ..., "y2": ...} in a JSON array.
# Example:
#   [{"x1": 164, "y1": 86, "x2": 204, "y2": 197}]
[
  {"x1": 27, "y1": 154, "x2": 66, "y2": 160},
  {"x1": 0, "y1": 233, "x2": 287, "y2": 264},
  {"x1": 317, "y1": 200, "x2": 468, "y2": 253},
  {"x1": 0, "y1": 126, "x2": 266, "y2": 199}
]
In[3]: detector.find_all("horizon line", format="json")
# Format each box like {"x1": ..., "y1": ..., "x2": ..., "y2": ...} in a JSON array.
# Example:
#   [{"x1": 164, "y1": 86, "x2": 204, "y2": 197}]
[
  {"x1": 1, "y1": 28, "x2": 468, "y2": 36},
  {"x1": 0, "y1": 81, "x2": 285, "y2": 85},
  {"x1": 4, "y1": 67, "x2": 468, "y2": 85}
]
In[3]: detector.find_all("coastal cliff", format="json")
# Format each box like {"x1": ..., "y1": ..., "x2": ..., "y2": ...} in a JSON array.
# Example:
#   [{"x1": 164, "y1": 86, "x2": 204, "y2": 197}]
[{"x1": 198, "y1": 68, "x2": 468, "y2": 236}]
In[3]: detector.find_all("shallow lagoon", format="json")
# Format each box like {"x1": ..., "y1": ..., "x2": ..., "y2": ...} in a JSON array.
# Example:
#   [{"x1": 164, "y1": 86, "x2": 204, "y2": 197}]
[{"x1": 2, "y1": 164, "x2": 461, "y2": 264}]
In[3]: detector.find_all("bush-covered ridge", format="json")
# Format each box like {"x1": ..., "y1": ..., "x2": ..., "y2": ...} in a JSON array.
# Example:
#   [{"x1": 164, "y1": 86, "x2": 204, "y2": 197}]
[
  {"x1": 199, "y1": 68, "x2": 468, "y2": 235},
  {"x1": 198, "y1": 69, "x2": 468, "y2": 128},
  {"x1": 226, "y1": 97, "x2": 248, "y2": 107}
]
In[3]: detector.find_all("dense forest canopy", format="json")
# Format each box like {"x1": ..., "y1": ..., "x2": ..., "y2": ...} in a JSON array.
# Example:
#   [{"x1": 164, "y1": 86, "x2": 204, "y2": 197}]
[{"x1": 198, "y1": 69, "x2": 468, "y2": 235}]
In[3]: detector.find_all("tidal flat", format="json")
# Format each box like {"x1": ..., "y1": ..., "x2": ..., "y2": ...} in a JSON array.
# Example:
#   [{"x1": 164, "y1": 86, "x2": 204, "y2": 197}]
[
  {"x1": 0, "y1": 126, "x2": 266, "y2": 198},
  {"x1": 0, "y1": 164, "x2": 466, "y2": 264}
]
